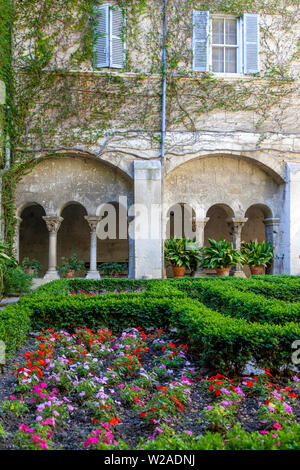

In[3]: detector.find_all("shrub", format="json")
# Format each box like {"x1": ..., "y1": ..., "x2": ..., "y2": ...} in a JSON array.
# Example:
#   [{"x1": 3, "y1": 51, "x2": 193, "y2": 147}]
[
  {"x1": 174, "y1": 279, "x2": 300, "y2": 325},
  {"x1": 0, "y1": 304, "x2": 31, "y2": 359},
  {"x1": 3, "y1": 266, "x2": 33, "y2": 296}
]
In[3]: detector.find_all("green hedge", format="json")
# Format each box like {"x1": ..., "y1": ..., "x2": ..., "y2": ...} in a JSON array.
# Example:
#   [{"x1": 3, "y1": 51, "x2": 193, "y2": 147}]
[
  {"x1": 172, "y1": 279, "x2": 300, "y2": 325},
  {"x1": 1, "y1": 277, "x2": 299, "y2": 372},
  {"x1": 0, "y1": 304, "x2": 31, "y2": 359},
  {"x1": 170, "y1": 298, "x2": 299, "y2": 374}
]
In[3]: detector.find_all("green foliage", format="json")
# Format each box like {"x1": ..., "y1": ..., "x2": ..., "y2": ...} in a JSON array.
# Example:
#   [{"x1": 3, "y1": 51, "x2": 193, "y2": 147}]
[
  {"x1": 164, "y1": 238, "x2": 200, "y2": 268},
  {"x1": 21, "y1": 257, "x2": 42, "y2": 273},
  {"x1": 99, "y1": 262, "x2": 128, "y2": 276},
  {"x1": 3, "y1": 266, "x2": 33, "y2": 295},
  {"x1": 241, "y1": 240, "x2": 274, "y2": 267},
  {"x1": 200, "y1": 238, "x2": 243, "y2": 269},
  {"x1": 174, "y1": 278, "x2": 300, "y2": 325},
  {"x1": 56, "y1": 253, "x2": 85, "y2": 276}
]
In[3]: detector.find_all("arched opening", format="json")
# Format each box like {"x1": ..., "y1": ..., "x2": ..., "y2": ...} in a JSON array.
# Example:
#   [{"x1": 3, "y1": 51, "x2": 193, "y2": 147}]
[
  {"x1": 242, "y1": 204, "x2": 272, "y2": 243},
  {"x1": 97, "y1": 201, "x2": 129, "y2": 277},
  {"x1": 166, "y1": 203, "x2": 195, "y2": 240},
  {"x1": 204, "y1": 204, "x2": 234, "y2": 245},
  {"x1": 57, "y1": 203, "x2": 89, "y2": 276},
  {"x1": 165, "y1": 203, "x2": 196, "y2": 278},
  {"x1": 19, "y1": 203, "x2": 48, "y2": 276},
  {"x1": 241, "y1": 204, "x2": 273, "y2": 276}
]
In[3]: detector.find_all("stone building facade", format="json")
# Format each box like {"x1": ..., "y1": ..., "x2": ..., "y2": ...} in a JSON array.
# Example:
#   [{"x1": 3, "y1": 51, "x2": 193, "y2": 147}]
[{"x1": 8, "y1": 1, "x2": 300, "y2": 279}]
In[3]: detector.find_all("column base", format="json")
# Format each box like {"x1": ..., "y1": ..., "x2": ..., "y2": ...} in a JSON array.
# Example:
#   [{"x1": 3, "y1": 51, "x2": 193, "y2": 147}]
[
  {"x1": 43, "y1": 270, "x2": 60, "y2": 280},
  {"x1": 233, "y1": 270, "x2": 247, "y2": 278},
  {"x1": 192, "y1": 269, "x2": 207, "y2": 277},
  {"x1": 86, "y1": 271, "x2": 101, "y2": 280}
]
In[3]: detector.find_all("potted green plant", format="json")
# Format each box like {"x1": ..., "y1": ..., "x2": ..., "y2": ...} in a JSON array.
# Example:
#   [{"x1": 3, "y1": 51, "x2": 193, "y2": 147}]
[
  {"x1": 241, "y1": 240, "x2": 274, "y2": 275},
  {"x1": 200, "y1": 238, "x2": 244, "y2": 276},
  {"x1": 21, "y1": 257, "x2": 42, "y2": 276},
  {"x1": 99, "y1": 262, "x2": 128, "y2": 278},
  {"x1": 57, "y1": 253, "x2": 85, "y2": 278},
  {"x1": 164, "y1": 238, "x2": 200, "y2": 278}
]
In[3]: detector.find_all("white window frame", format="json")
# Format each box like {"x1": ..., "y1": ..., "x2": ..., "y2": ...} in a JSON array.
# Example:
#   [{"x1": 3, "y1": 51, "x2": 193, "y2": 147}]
[{"x1": 209, "y1": 14, "x2": 243, "y2": 76}]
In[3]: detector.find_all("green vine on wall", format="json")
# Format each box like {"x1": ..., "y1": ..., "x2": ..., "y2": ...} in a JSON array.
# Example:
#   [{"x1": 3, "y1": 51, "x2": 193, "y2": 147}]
[{"x1": 0, "y1": 0, "x2": 299, "y2": 250}]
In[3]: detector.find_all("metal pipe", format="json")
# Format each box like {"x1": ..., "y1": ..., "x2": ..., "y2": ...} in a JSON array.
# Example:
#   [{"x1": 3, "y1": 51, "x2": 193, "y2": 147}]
[{"x1": 160, "y1": 0, "x2": 167, "y2": 278}]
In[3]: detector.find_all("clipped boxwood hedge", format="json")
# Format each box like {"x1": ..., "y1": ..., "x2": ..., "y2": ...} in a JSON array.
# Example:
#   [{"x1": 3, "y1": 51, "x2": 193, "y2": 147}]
[
  {"x1": 1, "y1": 277, "x2": 299, "y2": 374},
  {"x1": 172, "y1": 279, "x2": 300, "y2": 325}
]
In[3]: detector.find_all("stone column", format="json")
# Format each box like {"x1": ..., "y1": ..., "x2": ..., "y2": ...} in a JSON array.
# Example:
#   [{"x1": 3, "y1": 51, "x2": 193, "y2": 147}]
[
  {"x1": 85, "y1": 216, "x2": 101, "y2": 280},
  {"x1": 264, "y1": 218, "x2": 281, "y2": 274},
  {"x1": 193, "y1": 217, "x2": 209, "y2": 277},
  {"x1": 130, "y1": 160, "x2": 162, "y2": 279},
  {"x1": 127, "y1": 215, "x2": 135, "y2": 279},
  {"x1": 283, "y1": 163, "x2": 300, "y2": 275},
  {"x1": 229, "y1": 217, "x2": 248, "y2": 277},
  {"x1": 13, "y1": 216, "x2": 22, "y2": 263},
  {"x1": 43, "y1": 216, "x2": 63, "y2": 280}
]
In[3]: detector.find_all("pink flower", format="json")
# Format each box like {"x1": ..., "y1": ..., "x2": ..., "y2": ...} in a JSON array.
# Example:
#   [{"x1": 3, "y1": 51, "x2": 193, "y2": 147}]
[
  {"x1": 155, "y1": 427, "x2": 163, "y2": 433},
  {"x1": 273, "y1": 422, "x2": 282, "y2": 430},
  {"x1": 183, "y1": 430, "x2": 192, "y2": 436},
  {"x1": 259, "y1": 430, "x2": 268, "y2": 435}
]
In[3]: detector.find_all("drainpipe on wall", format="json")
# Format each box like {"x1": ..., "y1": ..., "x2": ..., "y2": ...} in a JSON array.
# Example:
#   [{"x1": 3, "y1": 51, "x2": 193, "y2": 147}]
[{"x1": 160, "y1": 0, "x2": 167, "y2": 278}]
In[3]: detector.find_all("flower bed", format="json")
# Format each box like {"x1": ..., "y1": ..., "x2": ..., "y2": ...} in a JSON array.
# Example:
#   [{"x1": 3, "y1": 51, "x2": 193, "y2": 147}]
[{"x1": 0, "y1": 326, "x2": 299, "y2": 450}]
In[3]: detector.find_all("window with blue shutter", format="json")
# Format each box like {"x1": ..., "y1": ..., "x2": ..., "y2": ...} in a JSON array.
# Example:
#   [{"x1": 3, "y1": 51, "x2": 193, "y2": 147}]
[
  {"x1": 93, "y1": 4, "x2": 125, "y2": 69},
  {"x1": 243, "y1": 13, "x2": 260, "y2": 74},
  {"x1": 193, "y1": 11, "x2": 260, "y2": 75},
  {"x1": 193, "y1": 11, "x2": 210, "y2": 72}
]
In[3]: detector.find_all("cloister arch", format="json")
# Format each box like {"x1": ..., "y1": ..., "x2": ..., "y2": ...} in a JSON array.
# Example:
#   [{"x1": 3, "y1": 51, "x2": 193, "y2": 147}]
[{"x1": 19, "y1": 203, "x2": 48, "y2": 276}]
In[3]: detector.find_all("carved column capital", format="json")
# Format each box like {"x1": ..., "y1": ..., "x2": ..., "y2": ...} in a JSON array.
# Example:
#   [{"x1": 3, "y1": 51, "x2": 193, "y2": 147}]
[
  {"x1": 84, "y1": 216, "x2": 101, "y2": 232},
  {"x1": 43, "y1": 216, "x2": 64, "y2": 233},
  {"x1": 263, "y1": 218, "x2": 280, "y2": 227}
]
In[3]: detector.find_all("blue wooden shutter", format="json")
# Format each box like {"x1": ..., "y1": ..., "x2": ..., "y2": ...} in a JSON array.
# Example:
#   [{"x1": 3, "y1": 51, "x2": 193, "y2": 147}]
[
  {"x1": 243, "y1": 13, "x2": 260, "y2": 74},
  {"x1": 110, "y1": 6, "x2": 125, "y2": 68},
  {"x1": 193, "y1": 11, "x2": 209, "y2": 72},
  {"x1": 94, "y1": 4, "x2": 109, "y2": 68}
]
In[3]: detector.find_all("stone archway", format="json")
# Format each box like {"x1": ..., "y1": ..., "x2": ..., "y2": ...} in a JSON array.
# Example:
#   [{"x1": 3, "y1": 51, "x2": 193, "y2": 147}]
[
  {"x1": 204, "y1": 204, "x2": 234, "y2": 245},
  {"x1": 57, "y1": 203, "x2": 89, "y2": 275},
  {"x1": 19, "y1": 203, "x2": 48, "y2": 276}
]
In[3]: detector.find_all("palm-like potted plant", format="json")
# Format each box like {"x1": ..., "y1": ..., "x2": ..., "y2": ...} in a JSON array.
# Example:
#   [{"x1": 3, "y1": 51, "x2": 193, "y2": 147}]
[
  {"x1": 200, "y1": 238, "x2": 244, "y2": 276},
  {"x1": 21, "y1": 257, "x2": 42, "y2": 276},
  {"x1": 241, "y1": 240, "x2": 274, "y2": 275},
  {"x1": 57, "y1": 253, "x2": 85, "y2": 278},
  {"x1": 164, "y1": 238, "x2": 200, "y2": 278}
]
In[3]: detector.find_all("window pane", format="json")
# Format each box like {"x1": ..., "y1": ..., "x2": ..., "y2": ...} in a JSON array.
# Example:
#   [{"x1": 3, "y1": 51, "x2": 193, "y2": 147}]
[
  {"x1": 225, "y1": 47, "x2": 237, "y2": 73},
  {"x1": 212, "y1": 19, "x2": 224, "y2": 45},
  {"x1": 212, "y1": 47, "x2": 224, "y2": 73},
  {"x1": 225, "y1": 19, "x2": 237, "y2": 45}
]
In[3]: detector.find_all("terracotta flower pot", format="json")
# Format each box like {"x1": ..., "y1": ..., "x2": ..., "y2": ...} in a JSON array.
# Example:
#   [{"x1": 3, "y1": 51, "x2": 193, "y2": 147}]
[
  {"x1": 250, "y1": 266, "x2": 264, "y2": 276},
  {"x1": 25, "y1": 268, "x2": 35, "y2": 276},
  {"x1": 66, "y1": 270, "x2": 75, "y2": 279},
  {"x1": 216, "y1": 267, "x2": 231, "y2": 277},
  {"x1": 172, "y1": 266, "x2": 185, "y2": 278}
]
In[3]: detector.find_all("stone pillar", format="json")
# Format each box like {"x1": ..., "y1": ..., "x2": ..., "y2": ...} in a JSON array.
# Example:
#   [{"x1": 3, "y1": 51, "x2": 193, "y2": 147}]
[
  {"x1": 264, "y1": 218, "x2": 281, "y2": 274},
  {"x1": 193, "y1": 217, "x2": 209, "y2": 277},
  {"x1": 13, "y1": 216, "x2": 22, "y2": 263},
  {"x1": 85, "y1": 216, "x2": 101, "y2": 280},
  {"x1": 130, "y1": 161, "x2": 162, "y2": 279},
  {"x1": 43, "y1": 216, "x2": 63, "y2": 280},
  {"x1": 127, "y1": 215, "x2": 135, "y2": 279},
  {"x1": 229, "y1": 217, "x2": 248, "y2": 277},
  {"x1": 284, "y1": 163, "x2": 300, "y2": 275}
]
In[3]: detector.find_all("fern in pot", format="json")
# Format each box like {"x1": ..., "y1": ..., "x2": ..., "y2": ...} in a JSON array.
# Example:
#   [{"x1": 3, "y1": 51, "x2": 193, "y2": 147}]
[
  {"x1": 164, "y1": 238, "x2": 200, "y2": 278},
  {"x1": 200, "y1": 238, "x2": 244, "y2": 276}
]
